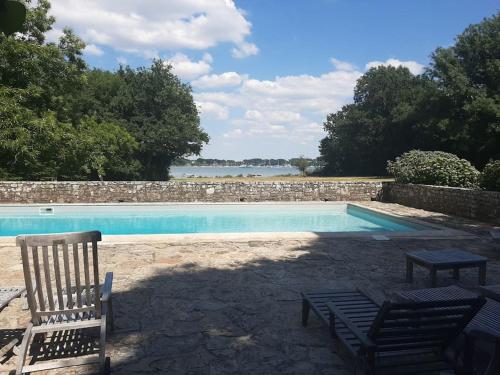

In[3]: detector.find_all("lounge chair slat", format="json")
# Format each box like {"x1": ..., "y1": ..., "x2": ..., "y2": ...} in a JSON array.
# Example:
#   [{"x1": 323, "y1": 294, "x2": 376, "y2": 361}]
[
  {"x1": 72, "y1": 243, "x2": 82, "y2": 308},
  {"x1": 82, "y1": 242, "x2": 91, "y2": 306},
  {"x1": 51, "y1": 244, "x2": 64, "y2": 311},
  {"x1": 42, "y1": 246, "x2": 55, "y2": 311},
  {"x1": 62, "y1": 243, "x2": 73, "y2": 309},
  {"x1": 31, "y1": 246, "x2": 45, "y2": 311}
]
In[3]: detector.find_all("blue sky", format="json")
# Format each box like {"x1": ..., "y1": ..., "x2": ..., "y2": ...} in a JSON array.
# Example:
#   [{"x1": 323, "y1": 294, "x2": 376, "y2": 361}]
[{"x1": 47, "y1": 0, "x2": 499, "y2": 160}]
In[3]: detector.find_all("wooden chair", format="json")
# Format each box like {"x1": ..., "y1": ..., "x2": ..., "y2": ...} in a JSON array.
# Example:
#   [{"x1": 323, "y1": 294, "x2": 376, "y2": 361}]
[
  {"x1": 302, "y1": 289, "x2": 485, "y2": 374},
  {"x1": 15, "y1": 231, "x2": 113, "y2": 374}
]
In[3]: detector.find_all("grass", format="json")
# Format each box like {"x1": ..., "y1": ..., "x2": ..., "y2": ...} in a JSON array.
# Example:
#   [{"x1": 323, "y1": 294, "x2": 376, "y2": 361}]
[{"x1": 172, "y1": 176, "x2": 394, "y2": 183}]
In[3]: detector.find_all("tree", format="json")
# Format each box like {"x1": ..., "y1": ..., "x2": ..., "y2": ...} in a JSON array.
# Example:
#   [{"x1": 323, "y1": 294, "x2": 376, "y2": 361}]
[
  {"x1": 320, "y1": 66, "x2": 435, "y2": 175},
  {"x1": 426, "y1": 12, "x2": 500, "y2": 167},
  {"x1": 319, "y1": 12, "x2": 500, "y2": 176},
  {"x1": 0, "y1": 1, "x2": 209, "y2": 181},
  {"x1": 112, "y1": 60, "x2": 209, "y2": 180},
  {"x1": 291, "y1": 156, "x2": 311, "y2": 175}
]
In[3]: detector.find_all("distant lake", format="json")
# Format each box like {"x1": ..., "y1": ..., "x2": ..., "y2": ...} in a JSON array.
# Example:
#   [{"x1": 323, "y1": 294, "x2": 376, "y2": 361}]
[{"x1": 171, "y1": 166, "x2": 300, "y2": 178}]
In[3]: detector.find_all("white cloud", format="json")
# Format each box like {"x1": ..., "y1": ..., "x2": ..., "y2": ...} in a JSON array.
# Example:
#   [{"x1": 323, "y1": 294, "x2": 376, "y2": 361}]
[
  {"x1": 196, "y1": 101, "x2": 229, "y2": 120},
  {"x1": 223, "y1": 129, "x2": 244, "y2": 139},
  {"x1": 232, "y1": 42, "x2": 259, "y2": 58},
  {"x1": 116, "y1": 56, "x2": 128, "y2": 65},
  {"x1": 365, "y1": 58, "x2": 424, "y2": 75},
  {"x1": 192, "y1": 72, "x2": 246, "y2": 89},
  {"x1": 195, "y1": 69, "x2": 362, "y2": 116},
  {"x1": 84, "y1": 43, "x2": 104, "y2": 56},
  {"x1": 49, "y1": 0, "x2": 258, "y2": 58},
  {"x1": 167, "y1": 53, "x2": 213, "y2": 80},
  {"x1": 331, "y1": 58, "x2": 357, "y2": 72},
  {"x1": 196, "y1": 56, "x2": 424, "y2": 158},
  {"x1": 244, "y1": 110, "x2": 302, "y2": 124}
]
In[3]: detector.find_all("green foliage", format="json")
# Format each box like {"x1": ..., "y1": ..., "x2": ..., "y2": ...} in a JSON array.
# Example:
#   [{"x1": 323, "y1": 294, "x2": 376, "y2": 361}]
[
  {"x1": 480, "y1": 160, "x2": 500, "y2": 191},
  {"x1": 111, "y1": 61, "x2": 209, "y2": 180},
  {"x1": 290, "y1": 156, "x2": 311, "y2": 175},
  {"x1": 320, "y1": 66, "x2": 435, "y2": 175},
  {"x1": 0, "y1": 1, "x2": 208, "y2": 181},
  {"x1": 320, "y1": 12, "x2": 500, "y2": 176},
  {"x1": 427, "y1": 12, "x2": 500, "y2": 167},
  {"x1": 387, "y1": 150, "x2": 480, "y2": 188}
]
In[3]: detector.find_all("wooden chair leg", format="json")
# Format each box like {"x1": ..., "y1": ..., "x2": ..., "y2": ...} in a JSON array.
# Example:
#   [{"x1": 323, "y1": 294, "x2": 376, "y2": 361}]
[
  {"x1": 108, "y1": 297, "x2": 115, "y2": 332},
  {"x1": 301, "y1": 299, "x2": 310, "y2": 327},
  {"x1": 405, "y1": 259, "x2": 413, "y2": 283},
  {"x1": 485, "y1": 341, "x2": 500, "y2": 375},
  {"x1": 479, "y1": 264, "x2": 487, "y2": 286},
  {"x1": 430, "y1": 268, "x2": 437, "y2": 287},
  {"x1": 99, "y1": 313, "x2": 107, "y2": 374},
  {"x1": 16, "y1": 322, "x2": 33, "y2": 375}
]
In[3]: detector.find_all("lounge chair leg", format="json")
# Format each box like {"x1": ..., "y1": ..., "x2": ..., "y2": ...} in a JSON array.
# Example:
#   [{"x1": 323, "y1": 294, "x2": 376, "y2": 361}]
[
  {"x1": 301, "y1": 299, "x2": 310, "y2": 326},
  {"x1": 405, "y1": 259, "x2": 413, "y2": 283},
  {"x1": 329, "y1": 313, "x2": 336, "y2": 338},
  {"x1": 108, "y1": 297, "x2": 115, "y2": 332},
  {"x1": 16, "y1": 322, "x2": 33, "y2": 375},
  {"x1": 99, "y1": 315, "x2": 107, "y2": 374},
  {"x1": 430, "y1": 268, "x2": 437, "y2": 287}
]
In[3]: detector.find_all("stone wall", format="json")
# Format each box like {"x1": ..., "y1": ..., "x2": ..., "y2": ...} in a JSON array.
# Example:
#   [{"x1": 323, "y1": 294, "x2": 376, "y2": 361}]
[
  {"x1": 0, "y1": 181, "x2": 382, "y2": 204},
  {"x1": 382, "y1": 183, "x2": 500, "y2": 224}
]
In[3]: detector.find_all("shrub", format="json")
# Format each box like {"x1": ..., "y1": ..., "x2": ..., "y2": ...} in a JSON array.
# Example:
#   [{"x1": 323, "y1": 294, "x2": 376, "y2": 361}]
[
  {"x1": 480, "y1": 160, "x2": 500, "y2": 191},
  {"x1": 387, "y1": 150, "x2": 480, "y2": 188}
]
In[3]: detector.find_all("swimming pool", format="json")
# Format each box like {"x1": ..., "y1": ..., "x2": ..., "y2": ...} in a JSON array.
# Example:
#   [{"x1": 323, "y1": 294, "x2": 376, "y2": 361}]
[{"x1": 0, "y1": 203, "x2": 431, "y2": 236}]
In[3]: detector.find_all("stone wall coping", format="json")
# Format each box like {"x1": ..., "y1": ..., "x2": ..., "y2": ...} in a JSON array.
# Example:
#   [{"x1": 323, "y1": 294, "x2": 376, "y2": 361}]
[
  {"x1": 0, "y1": 180, "x2": 382, "y2": 185},
  {"x1": 384, "y1": 182, "x2": 500, "y2": 195}
]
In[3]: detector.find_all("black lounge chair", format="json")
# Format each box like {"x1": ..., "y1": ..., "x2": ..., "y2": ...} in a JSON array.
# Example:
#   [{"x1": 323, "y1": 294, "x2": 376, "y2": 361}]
[{"x1": 302, "y1": 289, "x2": 485, "y2": 375}]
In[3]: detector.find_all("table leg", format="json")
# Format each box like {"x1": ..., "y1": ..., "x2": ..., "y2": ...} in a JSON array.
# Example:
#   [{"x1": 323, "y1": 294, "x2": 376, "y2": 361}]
[
  {"x1": 430, "y1": 268, "x2": 437, "y2": 287},
  {"x1": 453, "y1": 267, "x2": 460, "y2": 280},
  {"x1": 479, "y1": 263, "x2": 487, "y2": 286},
  {"x1": 406, "y1": 258, "x2": 413, "y2": 283}
]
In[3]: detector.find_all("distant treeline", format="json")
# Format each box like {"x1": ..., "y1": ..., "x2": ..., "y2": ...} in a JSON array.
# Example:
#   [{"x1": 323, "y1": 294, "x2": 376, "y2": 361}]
[{"x1": 173, "y1": 158, "x2": 323, "y2": 167}]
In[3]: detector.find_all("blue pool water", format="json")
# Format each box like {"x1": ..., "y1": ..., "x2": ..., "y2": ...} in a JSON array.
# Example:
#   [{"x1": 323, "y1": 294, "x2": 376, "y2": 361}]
[{"x1": 0, "y1": 204, "x2": 428, "y2": 236}]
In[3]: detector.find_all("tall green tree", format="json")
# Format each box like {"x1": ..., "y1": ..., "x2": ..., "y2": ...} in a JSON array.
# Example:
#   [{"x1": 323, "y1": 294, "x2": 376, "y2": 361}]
[
  {"x1": 320, "y1": 12, "x2": 500, "y2": 175},
  {"x1": 320, "y1": 66, "x2": 435, "y2": 175},
  {"x1": 0, "y1": 0, "x2": 140, "y2": 180},
  {"x1": 427, "y1": 12, "x2": 500, "y2": 167},
  {"x1": 112, "y1": 61, "x2": 209, "y2": 180}
]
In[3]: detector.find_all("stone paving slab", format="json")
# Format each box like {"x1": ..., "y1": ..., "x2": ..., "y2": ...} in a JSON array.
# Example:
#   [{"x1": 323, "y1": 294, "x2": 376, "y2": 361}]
[{"x1": 0, "y1": 203, "x2": 499, "y2": 374}]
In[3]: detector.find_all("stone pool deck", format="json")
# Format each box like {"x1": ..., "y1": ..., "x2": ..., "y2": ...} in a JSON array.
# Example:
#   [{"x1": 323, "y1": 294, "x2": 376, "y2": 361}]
[{"x1": 0, "y1": 202, "x2": 499, "y2": 374}]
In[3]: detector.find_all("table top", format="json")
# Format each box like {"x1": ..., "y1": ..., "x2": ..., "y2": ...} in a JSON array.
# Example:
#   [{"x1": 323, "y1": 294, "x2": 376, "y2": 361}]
[
  {"x1": 396, "y1": 286, "x2": 500, "y2": 338},
  {"x1": 406, "y1": 249, "x2": 487, "y2": 265}
]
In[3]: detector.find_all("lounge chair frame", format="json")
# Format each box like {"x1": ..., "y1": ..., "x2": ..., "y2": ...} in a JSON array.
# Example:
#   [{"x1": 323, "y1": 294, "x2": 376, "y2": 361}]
[
  {"x1": 15, "y1": 231, "x2": 113, "y2": 374},
  {"x1": 302, "y1": 289, "x2": 485, "y2": 374}
]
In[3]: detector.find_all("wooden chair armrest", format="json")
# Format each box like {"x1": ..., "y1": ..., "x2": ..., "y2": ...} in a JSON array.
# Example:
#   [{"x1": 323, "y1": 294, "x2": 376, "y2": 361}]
[
  {"x1": 326, "y1": 302, "x2": 376, "y2": 350},
  {"x1": 101, "y1": 272, "x2": 113, "y2": 302}
]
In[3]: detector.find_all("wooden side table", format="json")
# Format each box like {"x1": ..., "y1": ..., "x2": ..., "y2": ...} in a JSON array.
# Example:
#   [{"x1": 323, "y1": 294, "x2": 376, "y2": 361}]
[{"x1": 405, "y1": 249, "x2": 488, "y2": 287}]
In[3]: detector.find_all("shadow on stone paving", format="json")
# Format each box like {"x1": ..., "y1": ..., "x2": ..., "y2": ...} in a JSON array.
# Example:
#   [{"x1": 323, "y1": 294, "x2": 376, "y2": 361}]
[{"x1": 99, "y1": 232, "x2": 500, "y2": 375}]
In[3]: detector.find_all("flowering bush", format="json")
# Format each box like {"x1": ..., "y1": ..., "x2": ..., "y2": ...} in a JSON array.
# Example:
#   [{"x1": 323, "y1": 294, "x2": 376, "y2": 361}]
[
  {"x1": 387, "y1": 150, "x2": 479, "y2": 188},
  {"x1": 480, "y1": 160, "x2": 500, "y2": 191}
]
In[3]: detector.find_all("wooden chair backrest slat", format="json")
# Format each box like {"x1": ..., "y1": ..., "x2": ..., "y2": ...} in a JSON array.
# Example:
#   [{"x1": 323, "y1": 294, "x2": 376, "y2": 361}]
[
  {"x1": 368, "y1": 297, "x2": 486, "y2": 350},
  {"x1": 42, "y1": 245, "x2": 55, "y2": 311},
  {"x1": 72, "y1": 243, "x2": 82, "y2": 308},
  {"x1": 17, "y1": 231, "x2": 103, "y2": 326}
]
